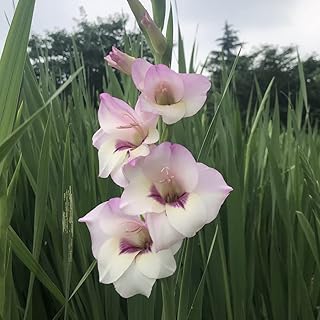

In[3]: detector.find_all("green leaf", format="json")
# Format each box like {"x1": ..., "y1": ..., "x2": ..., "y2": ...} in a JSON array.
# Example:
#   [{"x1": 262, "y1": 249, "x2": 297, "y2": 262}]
[
  {"x1": 197, "y1": 50, "x2": 240, "y2": 161},
  {"x1": 8, "y1": 227, "x2": 65, "y2": 305},
  {"x1": 151, "y1": 0, "x2": 166, "y2": 30},
  {"x1": 0, "y1": 0, "x2": 36, "y2": 144},
  {"x1": 0, "y1": 68, "x2": 83, "y2": 163},
  {"x1": 24, "y1": 109, "x2": 52, "y2": 319}
]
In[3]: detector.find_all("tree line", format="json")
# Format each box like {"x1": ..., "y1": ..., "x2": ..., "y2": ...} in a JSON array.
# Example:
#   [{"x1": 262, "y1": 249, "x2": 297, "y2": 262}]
[{"x1": 28, "y1": 14, "x2": 320, "y2": 123}]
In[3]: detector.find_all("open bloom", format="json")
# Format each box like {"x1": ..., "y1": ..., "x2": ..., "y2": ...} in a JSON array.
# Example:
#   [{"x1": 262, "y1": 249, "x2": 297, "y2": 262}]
[
  {"x1": 79, "y1": 198, "x2": 178, "y2": 298},
  {"x1": 93, "y1": 93, "x2": 159, "y2": 187},
  {"x1": 131, "y1": 59, "x2": 211, "y2": 124},
  {"x1": 120, "y1": 142, "x2": 232, "y2": 249},
  {"x1": 105, "y1": 47, "x2": 135, "y2": 75}
]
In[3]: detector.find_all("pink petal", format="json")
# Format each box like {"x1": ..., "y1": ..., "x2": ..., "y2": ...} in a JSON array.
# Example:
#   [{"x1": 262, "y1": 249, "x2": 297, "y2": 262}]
[
  {"x1": 135, "y1": 98, "x2": 159, "y2": 128},
  {"x1": 180, "y1": 74, "x2": 211, "y2": 117},
  {"x1": 143, "y1": 64, "x2": 184, "y2": 104},
  {"x1": 169, "y1": 143, "x2": 198, "y2": 192},
  {"x1": 98, "y1": 93, "x2": 137, "y2": 134},
  {"x1": 141, "y1": 142, "x2": 172, "y2": 183},
  {"x1": 166, "y1": 192, "x2": 208, "y2": 237},
  {"x1": 78, "y1": 201, "x2": 110, "y2": 258},
  {"x1": 78, "y1": 198, "x2": 140, "y2": 257},
  {"x1": 113, "y1": 262, "x2": 156, "y2": 298},
  {"x1": 131, "y1": 58, "x2": 153, "y2": 91},
  {"x1": 194, "y1": 163, "x2": 233, "y2": 223},
  {"x1": 146, "y1": 213, "x2": 184, "y2": 251}
]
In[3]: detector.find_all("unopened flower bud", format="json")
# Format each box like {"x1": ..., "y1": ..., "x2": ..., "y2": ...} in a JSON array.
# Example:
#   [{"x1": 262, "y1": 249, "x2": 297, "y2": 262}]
[
  {"x1": 140, "y1": 11, "x2": 167, "y2": 56},
  {"x1": 105, "y1": 47, "x2": 135, "y2": 75}
]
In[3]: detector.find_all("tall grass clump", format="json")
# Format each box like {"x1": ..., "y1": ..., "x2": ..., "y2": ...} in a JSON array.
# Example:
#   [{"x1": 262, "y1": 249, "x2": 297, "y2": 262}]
[{"x1": 0, "y1": 0, "x2": 319, "y2": 319}]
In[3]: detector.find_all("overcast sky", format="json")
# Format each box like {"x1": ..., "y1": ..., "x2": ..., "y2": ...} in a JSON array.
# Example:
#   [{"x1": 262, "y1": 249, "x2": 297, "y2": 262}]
[{"x1": 1, "y1": 0, "x2": 319, "y2": 65}]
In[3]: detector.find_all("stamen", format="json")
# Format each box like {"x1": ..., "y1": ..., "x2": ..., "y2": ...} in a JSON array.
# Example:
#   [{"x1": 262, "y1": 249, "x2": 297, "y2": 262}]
[
  {"x1": 116, "y1": 113, "x2": 146, "y2": 140},
  {"x1": 159, "y1": 167, "x2": 175, "y2": 183}
]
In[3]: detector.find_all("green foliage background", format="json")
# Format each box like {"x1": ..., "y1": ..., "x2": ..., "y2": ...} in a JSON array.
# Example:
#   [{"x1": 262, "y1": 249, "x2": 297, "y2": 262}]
[{"x1": 0, "y1": 0, "x2": 319, "y2": 319}]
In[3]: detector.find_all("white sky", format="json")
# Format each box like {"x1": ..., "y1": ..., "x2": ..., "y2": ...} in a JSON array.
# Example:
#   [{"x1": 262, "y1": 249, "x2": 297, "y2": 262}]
[{"x1": 1, "y1": 0, "x2": 319, "y2": 66}]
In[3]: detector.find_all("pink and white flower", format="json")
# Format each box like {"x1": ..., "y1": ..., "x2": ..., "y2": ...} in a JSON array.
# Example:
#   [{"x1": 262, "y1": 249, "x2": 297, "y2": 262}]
[
  {"x1": 105, "y1": 47, "x2": 135, "y2": 75},
  {"x1": 93, "y1": 93, "x2": 159, "y2": 187},
  {"x1": 131, "y1": 59, "x2": 211, "y2": 124},
  {"x1": 120, "y1": 142, "x2": 232, "y2": 249},
  {"x1": 79, "y1": 198, "x2": 179, "y2": 298}
]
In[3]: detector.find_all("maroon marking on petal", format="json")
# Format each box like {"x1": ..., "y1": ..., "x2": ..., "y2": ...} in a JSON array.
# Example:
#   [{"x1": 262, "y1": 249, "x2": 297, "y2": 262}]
[
  {"x1": 148, "y1": 185, "x2": 166, "y2": 205},
  {"x1": 114, "y1": 140, "x2": 136, "y2": 152},
  {"x1": 169, "y1": 192, "x2": 189, "y2": 209},
  {"x1": 119, "y1": 239, "x2": 141, "y2": 254}
]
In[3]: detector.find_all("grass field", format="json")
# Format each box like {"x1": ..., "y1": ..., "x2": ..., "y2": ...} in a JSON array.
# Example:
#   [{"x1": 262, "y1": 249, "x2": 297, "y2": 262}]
[{"x1": 0, "y1": 0, "x2": 320, "y2": 319}]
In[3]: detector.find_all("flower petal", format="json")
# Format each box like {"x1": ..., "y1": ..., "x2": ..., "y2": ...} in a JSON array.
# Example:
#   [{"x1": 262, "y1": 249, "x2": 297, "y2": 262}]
[
  {"x1": 92, "y1": 128, "x2": 108, "y2": 149},
  {"x1": 160, "y1": 101, "x2": 186, "y2": 125},
  {"x1": 98, "y1": 93, "x2": 138, "y2": 135},
  {"x1": 128, "y1": 144, "x2": 150, "y2": 161},
  {"x1": 113, "y1": 262, "x2": 156, "y2": 298},
  {"x1": 180, "y1": 74, "x2": 211, "y2": 117},
  {"x1": 110, "y1": 165, "x2": 128, "y2": 188},
  {"x1": 98, "y1": 238, "x2": 139, "y2": 284},
  {"x1": 135, "y1": 249, "x2": 176, "y2": 279},
  {"x1": 143, "y1": 128, "x2": 159, "y2": 145},
  {"x1": 131, "y1": 58, "x2": 153, "y2": 91},
  {"x1": 141, "y1": 142, "x2": 172, "y2": 183},
  {"x1": 143, "y1": 64, "x2": 184, "y2": 104},
  {"x1": 120, "y1": 174, "x2": 165, "y2": 215},
  {"x1": 195, "y1": 163, "x2": 233, "y2": 223},
  {"x1": 135, "y1": 98, "x2": 159, "y2": 128},
  {"x1": 166, "y1": 192, "x2": 208, "y2": 237},
  {"x1": 78, "y1": 198, "x2": 141, "y2": 256},
  {"x1": 146, "y1": 213, "x2": 184, "y2": 251},
  {"x1": 169, "y1": 143, "x2": 198, "y2": 192},
  {"x1": 78, "y1": 201, "x2": 110, "y2": 258},
  {"x1": 98, "y1": 138, "x2": 128, "y2": 179}
]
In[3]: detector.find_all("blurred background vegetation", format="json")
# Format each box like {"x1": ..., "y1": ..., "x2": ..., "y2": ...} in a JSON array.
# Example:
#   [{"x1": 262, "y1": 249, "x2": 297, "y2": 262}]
[{"x1": 28, "y1": 14, "x2": 320, "y2": 122}]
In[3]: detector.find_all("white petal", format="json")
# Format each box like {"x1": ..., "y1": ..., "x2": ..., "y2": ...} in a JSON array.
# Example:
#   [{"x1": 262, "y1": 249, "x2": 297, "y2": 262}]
[
  {"x1": 135, "y1": 249, "x2": 176, "y2": 279},
  {"x1": 146, "y1": 213, "x2": 184, "y2": 251},
  {"x1": 97, "y1": 238, "x2": 138, "y2": 284},
  {"x1": 113, "y1": 262, "x2": 156, "y2": 298},
  {"x1": 160, "y1": 101, "x2": 186, "y2": 125},
  {"x1": 98, "y1": 139, "x2": 128, "y2": 179},
  {"x1": 170, "y1": 240, "x2": 183, "y2": 255},
  {"x1": 92, "y1": 128, "x2": 108, "y2": 149},
  {"x1": 128, "y1": 144, "x2": 150, "y2": 161},
  {"x1": 137, "y1": 96, "x2": 186, "y2": 125},
  {"x1": 143, "y1": 128, "x2": 159, "y2": 145},
  {"x1": 110, "y1": 165, "x2": 128, "y2": 188},
  {"x1": 120, "y1": 174, "x2": 165, "y2": 215},
  {"x1": 166, "y1": 193, "x2": 208, "y2": 237}
]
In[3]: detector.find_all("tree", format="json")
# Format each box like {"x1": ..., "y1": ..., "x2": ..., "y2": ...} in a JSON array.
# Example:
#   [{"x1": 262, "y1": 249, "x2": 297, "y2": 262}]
[
  {"x1": 28, "y1": 10, "x2": 127, "y2": 96},
  {"x1": 206, "y1": 21, "x2": 244, "y2": 73},
  {"x1": 206, "y1": 22, "x2": 320, "y2": 123}
]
